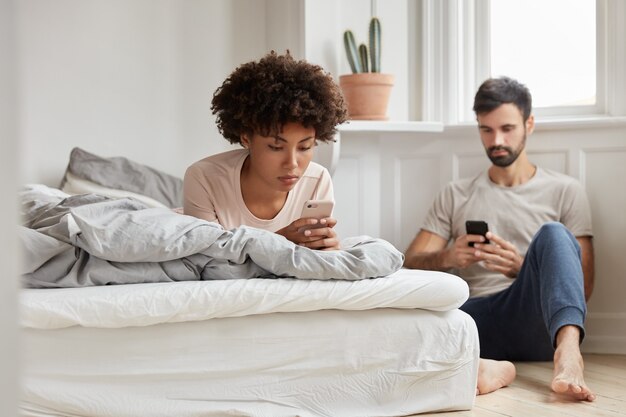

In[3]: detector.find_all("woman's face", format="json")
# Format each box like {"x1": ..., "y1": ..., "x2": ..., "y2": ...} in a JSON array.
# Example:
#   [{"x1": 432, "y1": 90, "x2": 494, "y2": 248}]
[{"x1": 241, "y1": 122, "x2": 316, "y2": 193}]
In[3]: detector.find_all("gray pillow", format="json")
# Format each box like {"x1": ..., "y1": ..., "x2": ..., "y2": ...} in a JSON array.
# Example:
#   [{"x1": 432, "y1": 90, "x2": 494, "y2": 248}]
[{"x1": 60, "y1": 147, "x2": 183, "y2": 208}]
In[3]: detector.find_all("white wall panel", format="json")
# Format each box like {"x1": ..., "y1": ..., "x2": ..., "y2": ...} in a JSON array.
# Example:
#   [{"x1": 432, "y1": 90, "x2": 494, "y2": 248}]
[
  {"x1": 391, "y1": 155, "x2": 442, "y2": 252},
  {"x1": 334, "y1": 134, "x2": 382, "y2": 240},
  {"x1": 584, "y1": 149, "x2": 626, "y2": 308},
  {"x1": 333, "y1": 156, "x2": 363, "y2": 240},
  {"x1": 338, "y1": 124, "x2": 626, "y2": 354},
  {"x1": 581, "y1": 147, "x2": 626, "y2": 352},
  {"x1": 527, "y1": 150, "x2": 568, "y2": 174},
  {"x1": 454, "y1": 152, "x2": 489, "y2": 180},
  {"x1": 583, "y1": 313, "x2": 626, "y2": 353}
]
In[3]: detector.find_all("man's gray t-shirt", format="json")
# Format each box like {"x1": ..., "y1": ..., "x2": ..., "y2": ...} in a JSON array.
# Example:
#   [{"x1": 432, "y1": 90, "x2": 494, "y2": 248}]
[{"x1": 421, "y1": 167, "x2": 593, "y2": 298}]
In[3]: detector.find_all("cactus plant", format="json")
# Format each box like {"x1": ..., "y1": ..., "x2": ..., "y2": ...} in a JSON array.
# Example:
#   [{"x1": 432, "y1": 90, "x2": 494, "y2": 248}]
[
  {"x1": 343, "y1": 30, "x2": 362, "y2": 73},
  {"x1": 343, "y1": 17, "x2": 381, "y2": 74},
  {"x1": 369, "y1": 17, "x2": 381, "y2": 73},
  {"x1": 358, "y1": 44, "x2": 369, "y2": 73}
]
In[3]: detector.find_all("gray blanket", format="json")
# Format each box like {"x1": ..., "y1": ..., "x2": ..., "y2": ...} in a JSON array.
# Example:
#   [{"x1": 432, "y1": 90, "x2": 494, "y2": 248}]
[{"x1": 20, "y1": 185, "x2": 403, "y2": 288}]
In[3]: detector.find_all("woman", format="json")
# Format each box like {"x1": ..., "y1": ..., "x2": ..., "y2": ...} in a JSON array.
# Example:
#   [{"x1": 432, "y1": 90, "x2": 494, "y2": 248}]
[{"x1": 184, "y1": 52, "x2": 348, "y2": 250}]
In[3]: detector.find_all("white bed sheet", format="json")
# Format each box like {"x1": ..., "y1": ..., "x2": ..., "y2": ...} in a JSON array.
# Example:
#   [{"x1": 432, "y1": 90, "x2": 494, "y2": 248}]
[{"x1": 21, "y1": 308, "x2": 479, "y2": 417}]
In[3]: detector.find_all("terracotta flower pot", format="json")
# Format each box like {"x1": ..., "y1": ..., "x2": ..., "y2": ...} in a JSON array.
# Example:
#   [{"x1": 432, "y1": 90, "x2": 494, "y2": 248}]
[{"x1": 339, "y1": 73, "x2": 395, "y2": 120}]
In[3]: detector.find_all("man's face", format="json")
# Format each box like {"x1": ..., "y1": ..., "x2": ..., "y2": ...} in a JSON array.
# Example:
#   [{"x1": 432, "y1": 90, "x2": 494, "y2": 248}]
[{"x1": 476, "y1": 103, "x2": 534, "y2": 168}]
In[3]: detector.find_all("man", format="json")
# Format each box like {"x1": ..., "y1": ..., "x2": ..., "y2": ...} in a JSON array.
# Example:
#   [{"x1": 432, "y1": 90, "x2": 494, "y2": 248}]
[{"x1": 404, "y1": 77, "x2": 595, "y2": 401}]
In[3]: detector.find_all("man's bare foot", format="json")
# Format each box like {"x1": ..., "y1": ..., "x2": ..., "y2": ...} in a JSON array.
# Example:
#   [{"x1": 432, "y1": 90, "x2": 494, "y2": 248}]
[
  {"x1": 477, "y1": 358, "x2": 516, "y2": 395},
  {"x1": 551, "y1": 326, "x2": 595, "y2": 401}
]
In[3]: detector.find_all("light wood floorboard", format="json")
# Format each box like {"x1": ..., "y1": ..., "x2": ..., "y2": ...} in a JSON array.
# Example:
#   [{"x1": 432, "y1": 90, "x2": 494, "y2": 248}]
[{"x1": 414, "y1": 354, "x2": 626, "y2": 417}]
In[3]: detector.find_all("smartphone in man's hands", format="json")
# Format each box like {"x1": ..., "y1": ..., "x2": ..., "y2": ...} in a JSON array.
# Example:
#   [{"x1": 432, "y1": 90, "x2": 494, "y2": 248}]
[{"x1": 465, "y1": 220, "x2": 490, "y2": 246}]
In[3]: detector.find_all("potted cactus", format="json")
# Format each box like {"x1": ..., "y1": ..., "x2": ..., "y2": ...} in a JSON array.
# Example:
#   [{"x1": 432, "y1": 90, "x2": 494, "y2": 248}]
[{"x1": 339, "y1": 17, "x2": 395, "y2": 120}]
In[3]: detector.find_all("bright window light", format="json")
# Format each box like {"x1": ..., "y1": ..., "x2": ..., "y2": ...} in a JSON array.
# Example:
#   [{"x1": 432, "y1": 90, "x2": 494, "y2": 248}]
[{"x1": 490, "y1": 0, "x2": 596, "y2": 108}]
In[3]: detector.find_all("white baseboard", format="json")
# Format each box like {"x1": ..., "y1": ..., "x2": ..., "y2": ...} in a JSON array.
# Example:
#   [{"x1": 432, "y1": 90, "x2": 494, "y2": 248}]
[
  {"x1": 582, "y1": 312, "x2": 626, "y2": 354},
  {"x1": 582, "y1": 335, "x2": 626, "y2": 354}
]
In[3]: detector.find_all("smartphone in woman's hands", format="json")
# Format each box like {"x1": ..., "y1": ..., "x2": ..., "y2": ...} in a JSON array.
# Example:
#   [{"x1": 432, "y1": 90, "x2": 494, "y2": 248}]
[{"x1": 299, "y1": 200, "x2": 334, "y2": 231}]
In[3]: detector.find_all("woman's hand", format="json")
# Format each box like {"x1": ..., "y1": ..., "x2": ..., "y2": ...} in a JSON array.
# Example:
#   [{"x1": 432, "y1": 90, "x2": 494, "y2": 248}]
[{"x1": 276, "y1": 217, "x2": 340, "y2": 251}]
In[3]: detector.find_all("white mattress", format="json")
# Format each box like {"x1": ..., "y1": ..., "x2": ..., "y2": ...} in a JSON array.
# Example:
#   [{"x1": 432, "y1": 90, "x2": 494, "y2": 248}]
[
  {"x1": 20, "y1": 268, "x2": 469, "y2": 329},
  {"x1": 20, "y1": 270, "x2": 479, "y2": 417}
]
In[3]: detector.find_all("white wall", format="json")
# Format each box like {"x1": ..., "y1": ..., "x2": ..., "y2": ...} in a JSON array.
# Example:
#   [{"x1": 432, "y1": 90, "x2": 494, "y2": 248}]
[
  {"x1": 0, "y1": 0, "x2": 19, "y2": 414},
  {"x1": 17, "y1": 0, "x2": 267, "y2": 186},
  {"x1": 17, "y1": 0, "x2": 411, "y2": 184}
]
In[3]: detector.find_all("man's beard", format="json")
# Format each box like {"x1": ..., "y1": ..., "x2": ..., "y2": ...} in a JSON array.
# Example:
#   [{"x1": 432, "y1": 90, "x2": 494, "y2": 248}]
[{"x1": 486, "y1": 134, "x2": 526, "y2": 167}]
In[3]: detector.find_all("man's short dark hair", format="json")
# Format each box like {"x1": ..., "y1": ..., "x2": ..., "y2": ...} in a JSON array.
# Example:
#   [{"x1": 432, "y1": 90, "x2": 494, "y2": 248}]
[
  {"x1": 211, "y1": 51, "x2": 347, "y2": 144},
  {"x1": 473, "y1": 77, "x2": 532, "y2": 121}
]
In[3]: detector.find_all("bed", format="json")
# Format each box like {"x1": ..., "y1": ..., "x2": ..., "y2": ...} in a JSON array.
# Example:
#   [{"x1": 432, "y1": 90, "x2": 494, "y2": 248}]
[
  {"x1": 20, "y1": 270, "x2": 479, "y2": 417},
  {"x1": 18, "y1": 149, "x2": 480, "y2": 416}
]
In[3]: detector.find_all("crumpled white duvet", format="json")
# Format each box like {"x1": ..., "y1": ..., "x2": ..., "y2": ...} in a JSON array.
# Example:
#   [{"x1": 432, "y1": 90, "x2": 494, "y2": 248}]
[{"x1": 21, "y1": 268, "x2": 469, "y2": 329}]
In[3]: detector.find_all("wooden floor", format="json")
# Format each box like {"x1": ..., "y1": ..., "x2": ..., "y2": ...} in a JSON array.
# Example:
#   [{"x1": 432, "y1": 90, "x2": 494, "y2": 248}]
[{"x1": 416, "y1": 354, "x2": 626, "y2": 417}]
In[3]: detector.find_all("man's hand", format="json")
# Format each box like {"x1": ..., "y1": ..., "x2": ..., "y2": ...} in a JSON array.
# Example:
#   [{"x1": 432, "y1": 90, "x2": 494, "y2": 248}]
[
  {"x1": 276, "y1": 217, "x2": 340, "y2": 251},
  {"x1": 473, "y1": 232, "x2": 523, "y2": 278},
  {"x1": 443, "y1": 234, "x2": 486, "y2": 269}
]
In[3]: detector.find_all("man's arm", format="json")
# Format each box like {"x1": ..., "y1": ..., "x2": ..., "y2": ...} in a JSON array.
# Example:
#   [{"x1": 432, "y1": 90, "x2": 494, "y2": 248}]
[
  {"x1": 577, "y1": 236, "x2": 594, "y2": 301},
  {"x1": 403, "y1": 229, "x2": 451, "y2": 270},
  {"x1": 404, "y1": 229, "x2": 489, "y2": 271}
]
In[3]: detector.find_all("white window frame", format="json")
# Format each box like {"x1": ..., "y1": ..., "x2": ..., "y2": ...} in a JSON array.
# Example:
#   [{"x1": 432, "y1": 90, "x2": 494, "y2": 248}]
[{"x1": 419, "y1": 0, "x2": 626, "y2": 124}]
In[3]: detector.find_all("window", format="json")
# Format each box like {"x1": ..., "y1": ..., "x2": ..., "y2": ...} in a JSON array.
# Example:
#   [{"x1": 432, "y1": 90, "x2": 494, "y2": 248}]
[
  {"x1": 489, "y1": 0, "x2": 598, "y2": 114},
  {"x1": 419, "y1": 0, "x2": 624, "y2": 123}
]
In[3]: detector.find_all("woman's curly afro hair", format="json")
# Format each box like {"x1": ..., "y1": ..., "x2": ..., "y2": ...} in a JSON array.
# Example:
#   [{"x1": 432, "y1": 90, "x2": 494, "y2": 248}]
[{"x1": 211, "y1": 51, "x2": 348, "y2": 144}]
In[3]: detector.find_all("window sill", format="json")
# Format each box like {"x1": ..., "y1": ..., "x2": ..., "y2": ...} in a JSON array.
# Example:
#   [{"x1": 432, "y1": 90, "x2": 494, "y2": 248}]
[
  {"x1": 533, "y1": 115, "x2": 626, "y2": 130},
  {"x1": 337, "y1": 116, "x2": 626, "y2": 136},
  {"x1": 445, "y1": 115, "x2": 626, "y2": 132},
  {"x1": 338, "y1": 120, "x2": 444, "y2": 133}
]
